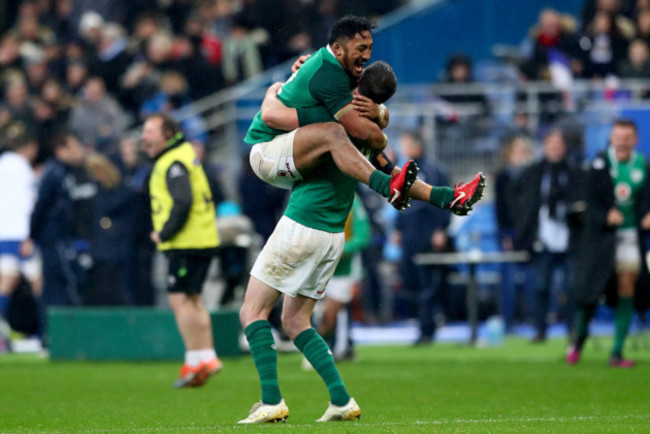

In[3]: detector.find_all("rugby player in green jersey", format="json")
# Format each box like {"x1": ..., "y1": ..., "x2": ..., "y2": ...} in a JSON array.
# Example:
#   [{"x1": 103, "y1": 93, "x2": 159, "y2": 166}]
[
  {"x1": 262, "y1": 60, "x2": 485, "y2": 215},
  {"x1": 246, "y1": 16, "x2": 474, "y2": 212},
  {"x1": 247, "y1": 15, "x2": 484, "y2": 214}
]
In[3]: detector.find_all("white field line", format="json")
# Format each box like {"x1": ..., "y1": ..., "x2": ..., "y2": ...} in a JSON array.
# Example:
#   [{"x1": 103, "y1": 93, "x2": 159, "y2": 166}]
[{"x1": 17, "y1": 413, "x2": 650, "y2": 433}]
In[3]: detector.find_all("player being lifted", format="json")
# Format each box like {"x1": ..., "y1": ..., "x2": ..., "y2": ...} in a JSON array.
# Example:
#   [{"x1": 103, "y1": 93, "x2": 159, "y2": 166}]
[
  {"x1": 238, "y1": 16, "x2": 485, "y2": 424},
  {"x1": 246, "y1": 16, "x2": 484, "y2": 214}
]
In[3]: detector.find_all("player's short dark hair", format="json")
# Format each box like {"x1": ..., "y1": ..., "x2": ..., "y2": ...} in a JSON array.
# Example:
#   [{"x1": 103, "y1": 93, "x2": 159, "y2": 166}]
[
  {"x1": 329, "y1": 15, "x2": 377, "y2": 46},
  {"x1": 358, "y1": 61, "x2": 397, "y2": 104},
  {"x1": 147, "y1": 113, "x2": 182, "y2": 140},
  {"x1": 613, "y1": 118, "x2": 638, "y2": 134}
]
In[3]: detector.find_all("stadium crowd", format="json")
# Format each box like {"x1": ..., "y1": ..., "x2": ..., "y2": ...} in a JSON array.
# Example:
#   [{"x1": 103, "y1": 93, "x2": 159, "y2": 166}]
[{"x1": 1, "y1": 0, "x2": 650, "y2": 361}]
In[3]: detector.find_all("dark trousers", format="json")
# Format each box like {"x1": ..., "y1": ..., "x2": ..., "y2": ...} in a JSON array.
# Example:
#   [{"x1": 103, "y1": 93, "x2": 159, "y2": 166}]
[
  {"x1": 40, "y1": 241, "x2": 82, "y2": 307},
  {"x1": 532, "y1": 250, "x2": 574, "y2": 338},
  {"x1": 499, "y1": 262, "x2": 535, "y2": 330},
  {"x1": 401, "y1": 253, "x2": 445, "y2": 338}
]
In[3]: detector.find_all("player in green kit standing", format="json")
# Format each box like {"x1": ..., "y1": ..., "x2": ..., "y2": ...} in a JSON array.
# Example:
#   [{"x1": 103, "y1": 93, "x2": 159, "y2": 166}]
[
  {"x1": 239, "y1": 17, "x2": 390, "y2": 424},
  {"x1": 238, "y1": 16, "x2": 485, "y2": 424},
  {"x1": 567, "y1": 119, "x2": 650, "y2": 368}
]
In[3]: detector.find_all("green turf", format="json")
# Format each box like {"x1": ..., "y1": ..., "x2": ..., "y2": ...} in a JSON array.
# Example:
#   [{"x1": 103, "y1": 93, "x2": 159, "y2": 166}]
[{"x1": 1, "y1": 337, "x2": 650, "y2": 432}]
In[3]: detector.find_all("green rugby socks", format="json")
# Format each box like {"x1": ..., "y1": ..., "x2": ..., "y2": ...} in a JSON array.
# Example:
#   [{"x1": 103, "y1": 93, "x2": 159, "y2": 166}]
[
  {"x1": 430, "y1": 186, "x2": 454, "y2": 208},
  {"x1": 574, "y1": 307, "x2": 593, "y2": 351},
  {"x1": 369, "y1": 170, "x2": 391, "y2": 197},
  {"x1": 245, "y1": 320, "x2": 282, "y2": 405},
  {"x1": 612, "y1": 297, "x2": 634, "y2": 357},
  {"x1": 294, "y1": 328, "x2": 351, "y2": 406}
]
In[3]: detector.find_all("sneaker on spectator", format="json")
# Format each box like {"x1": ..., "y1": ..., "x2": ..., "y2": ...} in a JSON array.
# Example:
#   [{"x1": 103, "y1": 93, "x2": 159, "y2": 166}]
[
  {"x1": 389, "y1": 160, "x2": 419, "y2": 211},
  {"x1": 447, "y1": 172, "x2": 486, "y2": 215}
]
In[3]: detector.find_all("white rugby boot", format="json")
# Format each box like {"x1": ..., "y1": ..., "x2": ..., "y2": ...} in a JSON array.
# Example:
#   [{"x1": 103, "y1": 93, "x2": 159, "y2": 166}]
[
  {"x1": 316, "y1": 397, "x2": 361, "y2": 422},
  {"x1": 238, "y1": 399, "x2": 289, "y2": 424}
]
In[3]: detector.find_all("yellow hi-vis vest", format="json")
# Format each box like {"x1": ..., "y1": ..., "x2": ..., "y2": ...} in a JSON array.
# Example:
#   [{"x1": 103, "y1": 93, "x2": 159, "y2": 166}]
[{"x1": 149, "y1": 141, "x2": 219, "y2": 251}]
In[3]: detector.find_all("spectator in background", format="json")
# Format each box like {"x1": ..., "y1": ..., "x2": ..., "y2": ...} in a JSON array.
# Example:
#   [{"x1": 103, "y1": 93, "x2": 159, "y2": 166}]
[
  {"x1": 34, "y1": 78, "x2": 73, "y2": 162},
  {"x1": 140, "y1": 71, "x2": 209, "y2": 143},
  {"x1": 84, "y1": 152, "x2": 133, "y2": 305},
  {"x1": 495, "y1": 135, "x2": 535, "y2": 330},
  {"x1": 119, "y1": 31, "x2": 170, "y2": 116},
  {"x1": 635, "y1": 7, "x2": 650, "y2": 46},
  {"x1": 519, "y1": 9, "x2": 584, "y2": 81},
  {"x1": 568, "y1": 119, "x2": 650, "y2": 368},
  {"x1": 619, "y1": 38, "x2": 650, "y2": 78},
  {"x1": 238, "y1": 152, "x2": 288, "y2": 243},
  {"x1": 115, "y1": 136, "x2": 154, "y2": 305},
  {"x1": 581, "y1": 0, "x2": 636, "y2": 40},
  {"x1": 438, "y1": 53, "x2": 489, "y2": 117},
  {"x1": 47, "y1": 0, "x2": 75, "y2": 45},
  {"x1": 64, "y1": 59, "x2": 88, "y2": 95},
  {"x1": 581, "y1": 11, "x2": 629, "y2": 78},
  {"x1": 69, "y1": 76, "x2": 126, "y2": 152},
  {"x1": 182, "y1": 12, "x2": 223, "y2": 67},
  {"x1": 0, "y1": 133, "x2": 43, "y2": 337},
  {"x1": 4, "y1": 77, "x2": 35, "y2": 132},
  {"x1": 0, "y1": 35, "x2": 24, "y2": 72},
  {"x1": 30, "y1": 133, "x2": 87, "y2": 308},
  {"x1": 91, "y1": 22, "x2": 132, "y2": 94},
  {"x1": 394, "y1": 132, "x2": 452, "y2": 345},
  {"x1": 173, "y1": 25, "x2": 224, "y2": 99},
  {"x1": 192, "y1": 140, "x2": 225, "y2": 206},
  {"x1": 512, "y1": 129, "x2": 584, "y2": 342},
  {"x1": 24, "y1": 49, "x2": 49, "y2": 95},
  {"x1": 129, "y1": 12, "x2": 160, "y2": 57},
  {"x1": 166, "y1": 0, "x2": 193, "y2": 36},
  {"x1": 222, "y1": 13, "x2": 264, "y2": 85}
]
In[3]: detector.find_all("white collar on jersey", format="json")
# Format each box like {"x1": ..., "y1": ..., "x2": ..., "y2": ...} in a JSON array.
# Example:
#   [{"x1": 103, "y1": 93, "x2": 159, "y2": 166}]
[{"x1": 326, "y1": 44, "x2": 335, "y2": 57}]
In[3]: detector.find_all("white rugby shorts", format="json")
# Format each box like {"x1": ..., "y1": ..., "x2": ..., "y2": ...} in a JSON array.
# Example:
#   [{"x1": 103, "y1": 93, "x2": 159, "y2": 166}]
[
  {"x1": 249, "y1": 130, "x2": 303, "y2": 190},
  {"x1": 325, "y1": 255, "x2": 363, "y2": 303},
  {"x1": 615, "y1": 228, "x2": 641, "y2": 272},
  {"x1": 251, "y1": 216, "x2": 344, "y2": 299},
  {"x1": 0, "y1": 248, "x2": 42, "y2": 280}
]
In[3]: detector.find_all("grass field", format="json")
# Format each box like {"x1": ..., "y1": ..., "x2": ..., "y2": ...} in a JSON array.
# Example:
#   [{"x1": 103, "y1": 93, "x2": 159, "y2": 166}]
[{"x1": 2, "y1": 337, "x2": 650, "y2": 433}]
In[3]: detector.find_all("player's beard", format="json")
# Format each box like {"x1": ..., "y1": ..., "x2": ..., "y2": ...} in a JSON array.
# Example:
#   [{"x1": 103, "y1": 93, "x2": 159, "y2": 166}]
[{"x1": 342, "y1": 47, "x2": 364, "y2": 81}]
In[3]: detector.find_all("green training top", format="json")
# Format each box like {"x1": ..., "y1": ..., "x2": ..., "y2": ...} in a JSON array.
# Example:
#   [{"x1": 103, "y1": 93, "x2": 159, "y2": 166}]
[
  {"x1": 607, "y1": 147, "x2": 648, "y2": 229},
  {"x1": 244, "y1": 46, "x2": 354, "y2": 145}
]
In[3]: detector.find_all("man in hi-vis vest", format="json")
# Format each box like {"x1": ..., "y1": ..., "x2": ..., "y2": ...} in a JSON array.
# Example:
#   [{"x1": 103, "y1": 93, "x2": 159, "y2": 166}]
[{"x1": 142, "y1": 113, "x2": 222, "y2": 388}]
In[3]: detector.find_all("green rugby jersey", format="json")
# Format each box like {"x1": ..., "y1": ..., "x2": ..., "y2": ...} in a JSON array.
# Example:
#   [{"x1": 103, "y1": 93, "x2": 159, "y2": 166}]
[
  {"x1": 244, "y1": 46, "x2": 354, "y2": 145},
  {"x1": 284, "y1": 156, "x2": 359, "y2": 233},
  {"x1": 607, "y1": 147, "x2": 648, "y2": 228}
]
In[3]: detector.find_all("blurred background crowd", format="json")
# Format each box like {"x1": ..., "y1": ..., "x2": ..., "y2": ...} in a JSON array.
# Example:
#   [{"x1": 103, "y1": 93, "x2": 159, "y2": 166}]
[{"x1": 2, "y1": 0, "x2": 650, "y2": 349}]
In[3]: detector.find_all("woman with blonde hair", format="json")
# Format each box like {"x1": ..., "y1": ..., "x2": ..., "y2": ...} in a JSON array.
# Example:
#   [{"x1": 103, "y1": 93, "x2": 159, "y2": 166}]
[{"x1": 84, "y1": 153, "x2": 135, "y2": 305}]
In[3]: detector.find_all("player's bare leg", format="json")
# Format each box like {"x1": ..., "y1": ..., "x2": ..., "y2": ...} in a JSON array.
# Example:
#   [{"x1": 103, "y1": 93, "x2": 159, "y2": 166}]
[
  {"x1": 169, "y1": 293, "x2": 222, "y2": 388},
  {"x1": 293, "y1": 122, "x2": 381, "y2": 185}
]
